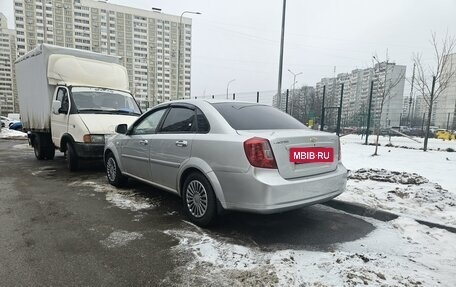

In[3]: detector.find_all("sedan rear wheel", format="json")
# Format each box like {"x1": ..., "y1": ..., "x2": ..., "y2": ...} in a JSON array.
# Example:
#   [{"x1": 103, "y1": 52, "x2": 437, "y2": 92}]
[
  {"x1": 105, "y1": 153, "x2": 127, "y2": 187},
  {"x1": 183, "y1": 172, "x2": 217, "y2": 227}
]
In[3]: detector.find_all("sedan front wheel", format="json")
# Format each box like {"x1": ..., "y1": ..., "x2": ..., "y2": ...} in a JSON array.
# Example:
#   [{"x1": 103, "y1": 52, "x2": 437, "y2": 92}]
[{"x1": 105, "y1": 153, "x2": 127, "y2": 187}]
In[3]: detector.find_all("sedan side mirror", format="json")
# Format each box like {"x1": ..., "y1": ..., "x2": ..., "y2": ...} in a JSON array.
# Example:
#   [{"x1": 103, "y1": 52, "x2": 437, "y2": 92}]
[
  {"x1": 52, "y1": 100, "x2": 61, "y2": 115},
  {"x1": 115, "y1": 124, "x2": 128, "y2": 134}
]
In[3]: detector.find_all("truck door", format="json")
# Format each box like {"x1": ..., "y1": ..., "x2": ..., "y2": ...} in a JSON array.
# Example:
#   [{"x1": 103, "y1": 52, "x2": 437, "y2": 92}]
[{"x1": 51, "y1": 87, "x2": 70, "y2": 147}]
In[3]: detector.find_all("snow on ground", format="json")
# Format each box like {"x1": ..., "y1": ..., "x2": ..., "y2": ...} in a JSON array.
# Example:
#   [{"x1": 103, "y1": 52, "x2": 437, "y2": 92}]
[
  {"x1": 341, "y1": 135, "x2": 456, "y2": 194},
  {"x1": 341, "y1": 135, "x2": 456, "y2": 227},
  {"x1": 343, "y1": 134, "x2": 456, "y2": 151},
  {"x1": 340, "y1": 168, "x2": 456, "y2": 227},
  {"x1": 0, "y1": 128, "x2": 27, "y2": 139},
  {"x1": 164, "y1": 215, "x2": 456, "y2": 286},
  {"x1": 68, "y1": 179, "x2": 157, "y2": 212}
]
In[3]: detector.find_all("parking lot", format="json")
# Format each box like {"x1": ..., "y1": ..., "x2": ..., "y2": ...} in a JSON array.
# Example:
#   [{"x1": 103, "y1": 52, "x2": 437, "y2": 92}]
[{"x1": 0, "y1": 139, "x2": 378, "y2": 286}]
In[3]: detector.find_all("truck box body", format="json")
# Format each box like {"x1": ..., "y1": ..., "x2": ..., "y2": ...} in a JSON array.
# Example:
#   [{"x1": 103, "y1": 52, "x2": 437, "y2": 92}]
[{"x1": 15, "y1": 44, "x2": 129, "y2": 132}]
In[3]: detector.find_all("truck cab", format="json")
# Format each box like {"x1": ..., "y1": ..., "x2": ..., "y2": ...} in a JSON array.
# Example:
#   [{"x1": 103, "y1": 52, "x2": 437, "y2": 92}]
[{"x1": 50, "y1": 86, "x2": 141, "y2": 170}]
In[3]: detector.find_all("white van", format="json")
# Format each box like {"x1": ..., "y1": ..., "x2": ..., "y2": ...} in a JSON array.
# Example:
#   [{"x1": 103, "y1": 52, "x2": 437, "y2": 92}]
[{"x1": 15, "y1": 44, "x2": 141, "y2": 171}]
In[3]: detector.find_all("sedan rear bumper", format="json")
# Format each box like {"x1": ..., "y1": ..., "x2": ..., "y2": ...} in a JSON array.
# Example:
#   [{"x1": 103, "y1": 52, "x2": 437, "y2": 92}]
[{"x1": 216, "y1": 163, "x2": 347, "y2": 213}]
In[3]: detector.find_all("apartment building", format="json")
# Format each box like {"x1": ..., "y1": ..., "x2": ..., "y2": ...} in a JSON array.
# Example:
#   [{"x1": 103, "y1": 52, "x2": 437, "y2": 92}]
[
  {"x1": 434, "y1": 53, "x2": 456, "y2": 130},
  {"x1": 316, "y1": 62, "x2": 406, "y2": 128},
  {"x1": 14, "y1": 0, "x2": 193, "y2": 109},
  {"x1": 315, "y1": 74, "x2": 345, "y2": 128},
  {"x1": 0, "y1": 13, "x2": 17, "y2": 116},
  {"x1": 272, "y1": 90, "x2": 290, "y2": 112}
]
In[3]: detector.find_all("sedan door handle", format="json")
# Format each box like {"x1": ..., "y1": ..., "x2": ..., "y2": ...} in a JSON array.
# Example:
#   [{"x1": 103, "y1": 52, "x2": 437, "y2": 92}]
[
  {"x1": 139, "y1": 139, "x2": 148, "y2": 145},
  {"x1": 175, "y1": 140, "x2": 187, "y2": 147}
]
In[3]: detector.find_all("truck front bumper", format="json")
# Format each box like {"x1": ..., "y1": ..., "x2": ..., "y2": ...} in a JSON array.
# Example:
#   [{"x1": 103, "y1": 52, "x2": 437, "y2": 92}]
[{"x1": 74, "y1": 142, "x2": 104, "y2": 159}]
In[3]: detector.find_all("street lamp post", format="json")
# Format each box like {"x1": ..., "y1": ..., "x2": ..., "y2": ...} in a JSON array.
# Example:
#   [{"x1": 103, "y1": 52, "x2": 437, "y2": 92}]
[
  {"x1": 288, "y1": 69, "x2": 302, "y2": 116},
  {"x1": 277, "y1": 0, "x2": 287, "y2": 107},
  {"x1": 177, "y1": 11, "x2": 201, "y2": 100},
  {"x1": 226, "y1": 79, "x2": 236, "y2": 99}
]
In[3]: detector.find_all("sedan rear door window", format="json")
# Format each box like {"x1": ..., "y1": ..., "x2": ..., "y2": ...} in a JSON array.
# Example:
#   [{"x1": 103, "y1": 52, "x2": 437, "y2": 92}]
[{"x1": 160, "y1": 107, "x2": 196, "y2": 133}]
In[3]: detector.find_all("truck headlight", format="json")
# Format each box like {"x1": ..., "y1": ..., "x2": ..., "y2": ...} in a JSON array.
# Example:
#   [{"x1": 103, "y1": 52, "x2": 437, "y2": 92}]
[{"x1": 83, "y1": 134, "x2": 105, "y2": 144}]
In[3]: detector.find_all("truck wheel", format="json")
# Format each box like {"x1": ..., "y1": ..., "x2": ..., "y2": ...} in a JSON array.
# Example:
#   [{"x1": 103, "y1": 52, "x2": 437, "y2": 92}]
[
  {"x1": 66, "y1": 142, "x2": 79, "y2": 171},
  {"x1": 105, "y1": 153, "x2": 127, "y2": 187},
  {"x1": 182, "y1": 172, "x2": 217, "y2": 227},
  {"x1": 33, "y1": 135, "x2": 45, "y2": 160}
]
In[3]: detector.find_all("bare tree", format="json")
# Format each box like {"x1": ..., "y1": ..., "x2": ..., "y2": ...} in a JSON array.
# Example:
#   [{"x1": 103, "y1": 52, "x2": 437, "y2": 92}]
[
  {"x1": 290, "y1": 86, "x2": 320, "y2": 126},
  {"x1": 413, "y1": 33, "x2": 456, "y2": 151},
  {"x1": 371, "y1": 57, "x2": 406, "y2": 156}
]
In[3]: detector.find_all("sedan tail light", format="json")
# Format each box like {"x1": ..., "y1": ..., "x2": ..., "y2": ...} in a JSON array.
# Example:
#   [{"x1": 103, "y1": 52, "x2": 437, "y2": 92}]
[{"x1": 243, "y1": 137, "x2": 277, "y2": 169}]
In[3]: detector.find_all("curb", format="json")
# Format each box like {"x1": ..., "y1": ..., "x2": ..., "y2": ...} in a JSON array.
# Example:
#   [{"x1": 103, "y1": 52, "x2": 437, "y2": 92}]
[{"x1": 323, "y1": 199, "x2": 456, "y2": 234}]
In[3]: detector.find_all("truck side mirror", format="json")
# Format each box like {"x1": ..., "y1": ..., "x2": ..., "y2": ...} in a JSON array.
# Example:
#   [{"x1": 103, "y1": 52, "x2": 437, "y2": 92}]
[
  {"x1": 52, "y1": 100, "x2": 61, "y2": 115},
  {"x1": 115, "y1": 124, "x2": 128, "y2": 134}
]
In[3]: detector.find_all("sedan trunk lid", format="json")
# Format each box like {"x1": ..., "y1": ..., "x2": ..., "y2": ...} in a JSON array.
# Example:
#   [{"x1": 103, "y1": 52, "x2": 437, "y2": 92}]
[{"x1": 237, "y1": 129, "x2": 340, "y2": 179}]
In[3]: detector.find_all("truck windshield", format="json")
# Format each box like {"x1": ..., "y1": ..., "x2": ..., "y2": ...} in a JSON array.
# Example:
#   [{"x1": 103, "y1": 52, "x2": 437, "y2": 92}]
[{"x1": 72, "y1": 87, "x2": 141, "y2": 115}]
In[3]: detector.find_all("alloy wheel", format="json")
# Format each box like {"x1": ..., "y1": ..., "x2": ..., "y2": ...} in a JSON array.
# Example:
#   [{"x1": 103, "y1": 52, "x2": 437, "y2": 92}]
[{"x1": 186, "y1": 180, "x2": 208, "y2": 218}]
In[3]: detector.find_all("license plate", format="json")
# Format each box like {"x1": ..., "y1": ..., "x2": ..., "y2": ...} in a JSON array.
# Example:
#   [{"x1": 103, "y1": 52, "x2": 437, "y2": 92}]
[{"x1": 289, "y1": 147, "x2": 334, "y2": 163}]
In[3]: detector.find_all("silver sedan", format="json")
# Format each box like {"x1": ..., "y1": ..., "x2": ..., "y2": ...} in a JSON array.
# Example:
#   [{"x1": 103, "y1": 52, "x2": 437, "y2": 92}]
[{"x1": 104, "y1": 100, "x2": 347, "y2": 226}]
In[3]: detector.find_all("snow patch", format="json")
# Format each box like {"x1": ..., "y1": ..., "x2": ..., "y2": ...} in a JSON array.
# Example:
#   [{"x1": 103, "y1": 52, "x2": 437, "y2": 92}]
[
  {"x1": 69, "y1": 180, "x2": 156, "y2": 212},
  {"x1": 0, "y1": 128, "x2": 27, "y2": 139},
  {"x1": 100, "y1": 230, "x2": 143, "y2": 248},
  {"x1": 32, "y1": 166, "x2": 57, "y2": 176},
  {"x1": 164, "y1": 217, "x2": 456, "y2": 286},
  {"x1": 340, "y1": 168, "x2": 456, "y2": 227},
  {"x1": 349, "y1": 168, "x2": 428, "y2": 185}
]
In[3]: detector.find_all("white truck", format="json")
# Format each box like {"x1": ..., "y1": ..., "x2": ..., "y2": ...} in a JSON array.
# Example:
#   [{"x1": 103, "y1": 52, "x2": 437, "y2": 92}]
[{"x1": 15, "y1": 44, "x2": 141, "y2": 171}]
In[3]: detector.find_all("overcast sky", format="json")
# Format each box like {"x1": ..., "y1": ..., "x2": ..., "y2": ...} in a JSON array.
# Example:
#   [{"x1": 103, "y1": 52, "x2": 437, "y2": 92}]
[{"x1": 2, "y1": 0, "x2": 456, "y2": 99}]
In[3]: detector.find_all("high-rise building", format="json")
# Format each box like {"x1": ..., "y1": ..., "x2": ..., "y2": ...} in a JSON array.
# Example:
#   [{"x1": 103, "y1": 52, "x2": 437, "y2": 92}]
[
  {"x1": 316, "y1": 62, "x2": 406, "y2": 128},
  {"x1": 412, "y1": 94, "x2": 427, "y2": 124},
  {"x1": 434, "y1": 53, "x2": 456, "y2": 130},
  {"x1": 14, "y1": 0, "x2": 193, "y2": 109},
  {"x1": 315, "y1": 74, "x2": 346, "y2": 129},
  {"x1": 0, "y1": 13, "x2": 17, "y2": 116},
  {"x1": 272, "y1": 90, "x2": 289, "y2": 112}
]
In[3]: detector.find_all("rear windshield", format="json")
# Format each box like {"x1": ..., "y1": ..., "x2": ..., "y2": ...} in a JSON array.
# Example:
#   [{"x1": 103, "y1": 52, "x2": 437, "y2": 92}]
[{"x1": 211, "y1": 103, "x2": 306, "y2": 130}]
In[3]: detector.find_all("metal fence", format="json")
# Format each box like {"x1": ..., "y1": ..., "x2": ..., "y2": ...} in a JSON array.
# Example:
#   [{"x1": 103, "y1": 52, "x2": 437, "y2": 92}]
[{"x1": 188, "y1": 86, "x2": 456, "y2": 136}]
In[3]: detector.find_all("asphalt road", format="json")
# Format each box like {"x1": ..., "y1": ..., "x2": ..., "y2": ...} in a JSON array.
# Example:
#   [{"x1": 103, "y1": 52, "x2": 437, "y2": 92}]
[{"x1": 0, "y1": 139, "x2": 375, "y2": 286}]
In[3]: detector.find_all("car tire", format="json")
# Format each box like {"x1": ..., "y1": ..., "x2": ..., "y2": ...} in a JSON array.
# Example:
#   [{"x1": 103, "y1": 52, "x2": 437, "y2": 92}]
[
  {"x1": 33, "y1": 134, "x2": 45, "y2": 160},
  {"x1": 66, "y1": 142, "x2": 79, "y2": 172},
  {"x1": 182, "y1": 172, "x2": 217, "y2": 227},
  {"x1": 105, "y1": 152, "x2": 127, "y2": 187}
]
